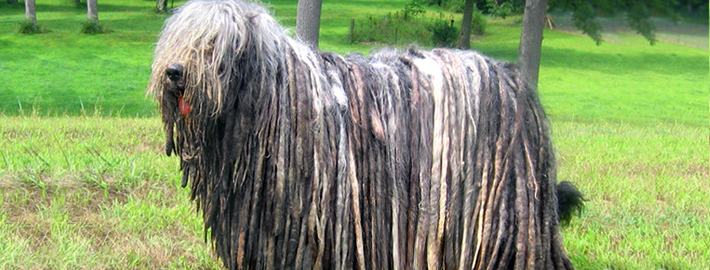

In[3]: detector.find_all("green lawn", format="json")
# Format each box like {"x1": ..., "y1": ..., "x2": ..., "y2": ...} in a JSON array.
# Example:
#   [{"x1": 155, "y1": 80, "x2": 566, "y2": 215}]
[{"x1": 0, "y1": 0, "x2": 708, "y2": 269}]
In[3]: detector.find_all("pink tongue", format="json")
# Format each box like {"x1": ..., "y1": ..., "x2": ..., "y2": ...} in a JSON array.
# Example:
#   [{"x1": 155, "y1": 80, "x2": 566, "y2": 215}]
[{"x1": 178, "y1": 97, "x2": 191, "y2": 115}]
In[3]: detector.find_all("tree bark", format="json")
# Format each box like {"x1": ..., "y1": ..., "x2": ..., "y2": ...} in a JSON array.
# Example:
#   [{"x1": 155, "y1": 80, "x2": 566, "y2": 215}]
[
  {"x1": 87, "y1": 0, "x2": 98, "y2": 25},
  {"x1": 456, "y1": 0, "x2": 476, "y2": 49},
  {"x1": 156, "y1": 0, "x2": 168, "y2": 12},
  {"x1": 25, "y1": 0, "x2": 36, "y2": 25},
  {"x1": 296, "y1": 0, "x2": 323, "y2": 48},
  {"x1": 518, "y1": 0, "x2": 548, "y2": 88}
]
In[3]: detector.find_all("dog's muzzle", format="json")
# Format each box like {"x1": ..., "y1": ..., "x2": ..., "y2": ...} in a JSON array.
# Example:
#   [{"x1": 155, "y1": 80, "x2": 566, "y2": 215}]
[
  {"x1": 166, "y1": 63, "x2": 191, "y2": 115},
  {"x1": 166, "y1": 64, "x2": 184, "y2": 83}
]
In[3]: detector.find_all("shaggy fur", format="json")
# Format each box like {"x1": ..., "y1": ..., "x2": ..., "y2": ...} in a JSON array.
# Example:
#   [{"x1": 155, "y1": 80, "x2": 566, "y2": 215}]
[{"x1": 147, "y1": 0, "x2": 583, "y2": 269}]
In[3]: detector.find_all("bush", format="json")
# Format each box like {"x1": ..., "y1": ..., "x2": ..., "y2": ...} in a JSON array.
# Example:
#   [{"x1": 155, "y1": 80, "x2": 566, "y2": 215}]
[
  {"x1": 353, "y1": 5, "x2": 459, "y2": 48},
  {"x1": 81, "y1": 20, "x2": 109, "y2": 34},
  {"x1": 18, "y1": 21, "x2": 46, "y2": 35},
  {"x1": 490, "y1": 2, "x2": 513, "y2": 19},
  {"x1": 443, "y1": 0, "x2": 465, "y2": 13},
  {"x1": 471, "y1": 9, "x2": 487, "y2": 35},
  {"x1": 353, "y1": 12, "x2": 431, "y2": 45},
  {"x1": 428, "y1": 17, "x2": 458, "y2": 47},
  {"x1": 403, "y1": 0, "x2": 426, "y2": 21}
]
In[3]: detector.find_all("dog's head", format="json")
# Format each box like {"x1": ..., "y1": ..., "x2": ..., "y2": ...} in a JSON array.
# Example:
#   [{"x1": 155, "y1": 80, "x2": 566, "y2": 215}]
[
  {"x1": 147, "y1": 0, "x2": 288, "y2": 157},
  {"x1": 147, "y1": 0, "x2": 285, "y2": 118}
]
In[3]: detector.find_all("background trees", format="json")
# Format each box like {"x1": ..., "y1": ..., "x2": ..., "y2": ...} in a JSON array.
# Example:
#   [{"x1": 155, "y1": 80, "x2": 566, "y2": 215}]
[
  {"x1": 296, "y1": 0, "x2": 324, "y2": 48},
  {"x1": 417, "y1": 0, "x2": 683, "y2": 87},
  {"x1": 156, "y1": 0, "x2": 168, "y2": 13},
  {"x1": 86, "y1": 0, "x2": 98, "y2": 25},
  {"x1": 24, "y1": 0, "x2": 35, "y2": 25},
  {"x1": 518, "y1": 0, "x2": 547, "y2": 87}
]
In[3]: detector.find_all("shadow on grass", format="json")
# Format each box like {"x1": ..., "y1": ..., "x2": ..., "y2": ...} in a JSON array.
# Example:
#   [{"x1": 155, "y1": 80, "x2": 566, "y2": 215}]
[
  {"x1": 541, "y1": 47, "x2": 707, "y2": 76},
  {"x1": 29, "y1": 4, "x2": 155, "y2": 13}
]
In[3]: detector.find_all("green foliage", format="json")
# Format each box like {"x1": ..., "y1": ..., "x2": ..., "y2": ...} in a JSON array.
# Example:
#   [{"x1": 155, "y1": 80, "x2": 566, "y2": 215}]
[
  {"x1": 671, "y1": 0, "x2": 709, "y2": 23},
  {"x1": 470, "y1": 8, "x2": 487, "y2": 35},
  {"x1": 80, "y1": 20, "x2": 109, "y2": 35},
  {"x1": 353, "y1": 8, "x2": 459, "y2": 47},
  {"x1": 489, "y1": 1, "x2": 513, "y2": 19},
  {"x1": 548, "y1": 0, "x2": 681, "y2": 45},
  {"x1": 427, "y1": 15, "x2": 458, "y2": 46},
  {"x1": 417, "y1": 0, "x2": 524, "y2": 16},
  {"x1": 570, "y1": 2, "x2": 604, "y2": 45},
  {"x1": 18, "y1": 20, "x2": 46, "y2": 35},
  {"x1": 403, "y1": 0, "x2": 426, "y2": 20},
  {"x1": 353, "y1": 12, "x2": 428, "y2": 45},
  {"x1": 625, "y1": 2, "x2": 656, "y2": 44},
  {"x1": 444, "y1": 0, "x2": 465, "y2": 13}
]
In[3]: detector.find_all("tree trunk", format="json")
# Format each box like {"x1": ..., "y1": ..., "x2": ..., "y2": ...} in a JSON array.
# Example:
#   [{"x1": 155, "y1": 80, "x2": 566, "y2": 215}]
[
  {"x1": 518, "y1": 0, "x2": 548, "y2": 88},
  {"x1": 156, "y1": 0, "x2": 168, "y2": 12},
  {"x1": 296, "y1": 0, "x2": 323, "y2": 48},
  {"x1": 25, "y1": 0, "x2": 36, "y2": 25},
  {"x1": 456, "y1": 0, "x2": 476, "y2": 49},
  {"x1": 87, "y1": 0, "x2": 98, "y2": 25}
]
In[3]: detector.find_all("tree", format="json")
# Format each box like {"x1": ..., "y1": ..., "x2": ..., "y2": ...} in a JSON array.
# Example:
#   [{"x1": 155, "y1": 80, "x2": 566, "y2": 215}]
[
  {"x1": 296, "y1": 0, "x2": 323, "y2": 48},
  {"x1": 25, "y1": 0, "x2": 36, "y2": 25},
  {"x1": 456, "y1": 0, "x2": 476, "y2": 49},
  {"x1": 517, "y1": 0, "x2": 547, "y2": 87},
  {"x1": 518, "y1": 0, "x2": 673, "y2": 88},
  {"x1": 547, "y1": 0, "x2": 668, "y2": 46},
  {"x1": 8, "y1": 0, "x2": 18, "y2": 5},
  {"x1": 87, "y1": 0, "x2": 98, "y2": 25},
  {"x1": 156, "y1": 0, "x2": 168, "y2": 12}
]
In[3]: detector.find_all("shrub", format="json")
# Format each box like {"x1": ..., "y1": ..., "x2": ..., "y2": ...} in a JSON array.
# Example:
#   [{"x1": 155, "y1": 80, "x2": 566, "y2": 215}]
[
  {"x1": 428, "y1": 16, "x2": 458, "y2": 47},
  {"x1": 354, "y1": 12, "x2": 432, "y2": 45},
  {"x1": 81, "y1": 20, "x2": 109, "y2": 34},
  {"x1": 403, "y1": 0, "x2": 426, "y2": 21},
  {"x1": 490, "y1": 2, "x2": 513, "y2": 19},
  {"x1": 471, "y1": 9, "x2": 487, "y2": 35},
  {"x1": 443, "y1": 0, "x2": 465, "y2": 13},
  {"x1": 18, "y1": 20, "x2": 46, "y2": 35},
  {"x1": 353, "y1": 7, "x2": 459, "y2": 48}
]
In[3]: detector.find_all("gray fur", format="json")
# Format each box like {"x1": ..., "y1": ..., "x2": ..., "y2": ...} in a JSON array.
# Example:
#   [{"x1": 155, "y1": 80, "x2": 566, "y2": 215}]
[{"x1": 147, "y1": 0, "x2": 579, "y2": 269}]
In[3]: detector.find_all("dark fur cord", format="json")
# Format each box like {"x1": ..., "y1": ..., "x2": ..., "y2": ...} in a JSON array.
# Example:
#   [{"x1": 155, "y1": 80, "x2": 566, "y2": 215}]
[{"x1": 147, "y1": 0, "x2": 580, "y2": 269}]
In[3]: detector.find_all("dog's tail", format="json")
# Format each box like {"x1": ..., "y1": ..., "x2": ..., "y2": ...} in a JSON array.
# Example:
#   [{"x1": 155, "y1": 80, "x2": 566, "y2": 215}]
[{"x1": 557, "y1": 181, "x2": 585, "y2": 226}]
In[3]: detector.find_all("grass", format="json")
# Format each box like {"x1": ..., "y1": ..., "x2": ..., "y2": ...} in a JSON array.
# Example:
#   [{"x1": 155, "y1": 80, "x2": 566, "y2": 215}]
[
  {"x1": 1, "y1": 0, "x2": 708, "y2": 269},
  {"x1": 1, "y1": 117, "x2": 705, "y2": 269},
  {"x1": 0, "y1": 117, "x2": 222, "y2": 269},
  {"x1": 554, "y1": 121, "x2": 708, "y2": 269}
]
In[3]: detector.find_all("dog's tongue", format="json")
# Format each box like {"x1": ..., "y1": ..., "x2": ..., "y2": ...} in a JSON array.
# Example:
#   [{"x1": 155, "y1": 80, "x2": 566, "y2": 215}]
[{"x1": 178, "y1": 96, "x2": 191, "y2": 115}]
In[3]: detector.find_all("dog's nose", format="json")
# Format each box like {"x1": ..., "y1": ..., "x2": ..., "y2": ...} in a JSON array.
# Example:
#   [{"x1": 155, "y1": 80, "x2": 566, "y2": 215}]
[{"x1": 166, "y1": 64, "x2": 184, "y2": 82}]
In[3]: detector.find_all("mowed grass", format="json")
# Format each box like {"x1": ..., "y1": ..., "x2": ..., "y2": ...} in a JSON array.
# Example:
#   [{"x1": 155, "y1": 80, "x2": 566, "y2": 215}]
[
  {"x1": 555, "y1": 122, "x2": 708, "y2": 269},
  {"x1": 0, "y1": 0, "x2": 435, "y2": 116},
  {"x1": 0, "y1": 117, "x2": 221, "y2": 269},
  {"x1": 1, "y1": 0, "x2": 708, "y2": 269},
  {"x1": 1, "y1": 118, "x2": 706, "y2": 269}
]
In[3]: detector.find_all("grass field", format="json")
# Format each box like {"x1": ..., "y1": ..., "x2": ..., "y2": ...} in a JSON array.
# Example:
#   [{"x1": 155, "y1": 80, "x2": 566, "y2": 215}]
[{"x1": 1, "y1": 0, "x2": 708, "y2": 269}]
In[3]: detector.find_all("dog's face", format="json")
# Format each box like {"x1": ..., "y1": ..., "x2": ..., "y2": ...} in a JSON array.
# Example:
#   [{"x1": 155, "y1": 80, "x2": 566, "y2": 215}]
[
  {"x1": 147, "y1": 0, "x2": 289, "y2": 160},
  {"x1": 147, "y1": 0, "x2": 281, "y2": 116},
  {"x1": 163, "y1": 63, "x2": 191, "y2": 115}
]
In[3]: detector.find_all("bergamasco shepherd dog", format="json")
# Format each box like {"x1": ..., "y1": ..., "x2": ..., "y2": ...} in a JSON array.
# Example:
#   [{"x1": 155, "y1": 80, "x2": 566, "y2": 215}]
[{"x1": 147, "y1": 0, "x2": 584, "y2": 269}]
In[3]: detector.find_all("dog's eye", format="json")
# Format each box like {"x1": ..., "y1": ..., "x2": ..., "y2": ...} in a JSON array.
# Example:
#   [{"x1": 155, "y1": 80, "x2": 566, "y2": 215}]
[{"x1": 218, "y1": 63, "x2": 226, "y2": 75}]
